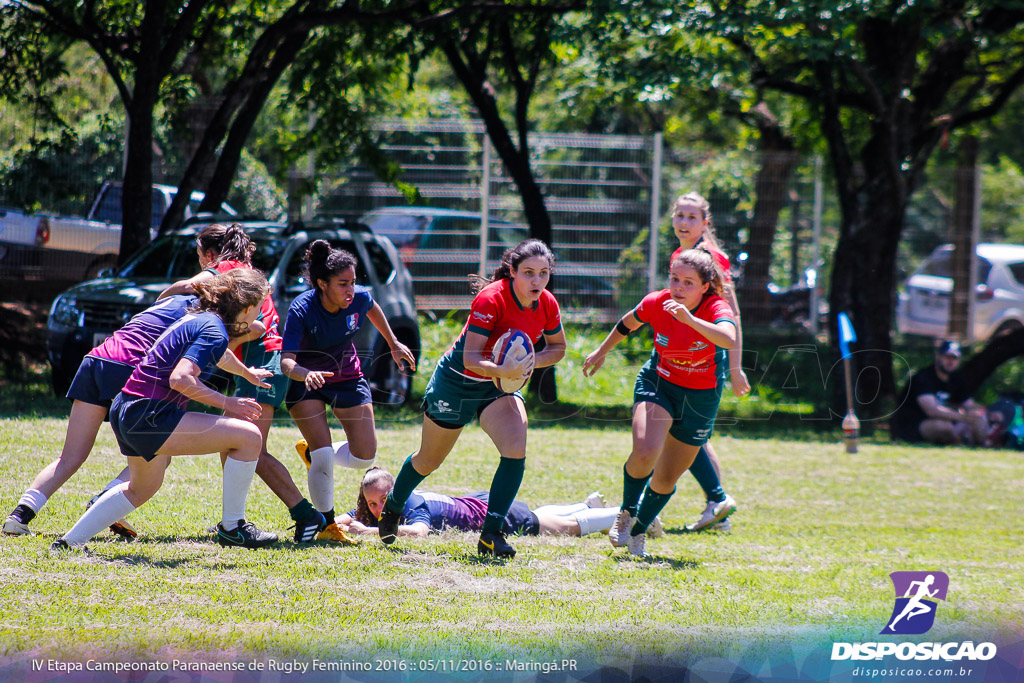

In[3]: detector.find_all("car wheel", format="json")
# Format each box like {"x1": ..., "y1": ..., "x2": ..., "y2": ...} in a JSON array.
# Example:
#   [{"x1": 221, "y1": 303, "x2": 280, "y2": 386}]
[
  {"x1": 370, "y1": 335, "x2": 418, "y2": 407},
  {"x1": 994, "y1": 320, "x2": 1024, "y2": 337}
]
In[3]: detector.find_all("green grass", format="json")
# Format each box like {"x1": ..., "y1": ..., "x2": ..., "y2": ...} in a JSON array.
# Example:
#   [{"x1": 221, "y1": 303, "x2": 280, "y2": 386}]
[{"x1": 1, "y1": 417, "x2": 1021, "y2": 669}]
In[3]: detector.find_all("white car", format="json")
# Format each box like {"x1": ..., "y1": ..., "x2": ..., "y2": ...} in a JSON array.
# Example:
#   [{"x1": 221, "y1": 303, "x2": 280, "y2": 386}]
[{"x1": 896, "y1": 243, "x2": 1024, "y2": 342}]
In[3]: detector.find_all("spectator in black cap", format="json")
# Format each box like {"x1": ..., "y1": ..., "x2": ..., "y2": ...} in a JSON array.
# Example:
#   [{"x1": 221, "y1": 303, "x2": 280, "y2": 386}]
[{"x1": 892, "y1": 340, "x2": 988, "y2": 445}]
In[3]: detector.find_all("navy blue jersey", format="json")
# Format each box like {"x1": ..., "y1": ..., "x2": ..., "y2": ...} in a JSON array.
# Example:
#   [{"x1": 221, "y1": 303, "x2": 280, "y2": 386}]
[
  {"x1": 90, "y1": 295, "x2": 197, "y2": 365},
  {"x1": 282, "y1": 287, "x2": 373, "y2": 382}
]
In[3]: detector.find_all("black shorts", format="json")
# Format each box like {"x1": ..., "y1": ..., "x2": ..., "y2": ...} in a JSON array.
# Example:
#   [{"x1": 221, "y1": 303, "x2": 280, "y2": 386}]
[
  {"x1": 109, "y1": 393, "x2": 186, "y2": 461},
  {"x1": 466, "y1": 492, "x2": 540, "y2": 536},
  {"x1": 66, "y1": 356, "x2": 134, "y2": 411},
  {"x1": 285, "y1": 376, "x2": 372, "y2": 411}
]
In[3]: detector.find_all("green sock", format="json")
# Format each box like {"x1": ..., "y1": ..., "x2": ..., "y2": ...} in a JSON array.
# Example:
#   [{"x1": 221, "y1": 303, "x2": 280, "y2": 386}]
[
  {"x1": 621, "y1": 464, "x2": 651, "y2": 516},
  {"x1": 481, "y1": 457, "x2": 525, "y2": 535},
  {"x1": 288, "y1": 498, "x2": 315, "y2": 522},
  {"x1": 387, "y1": 454, "x2": 428, "y2": 514},
  {"x1": 632, "y1": 485, "x2": 675, "y2": 535}
]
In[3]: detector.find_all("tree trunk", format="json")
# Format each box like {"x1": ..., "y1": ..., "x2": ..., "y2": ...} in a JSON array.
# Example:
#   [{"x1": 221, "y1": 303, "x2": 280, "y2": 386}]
[
  {"x1": 118, "y1": 91, "x2": 158, "y2": 264},
  {"x1": 958, "y1": 328, "x2": 1024, "y2": 397}
]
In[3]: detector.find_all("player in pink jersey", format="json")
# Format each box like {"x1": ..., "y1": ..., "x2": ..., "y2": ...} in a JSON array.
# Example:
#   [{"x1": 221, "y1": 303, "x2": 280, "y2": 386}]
[
  {"x1": 583, "y1": 248, "x2": 737, "y2": 556},
  {"x1": 669, "y1": 192, "x2": 748, "y2": 532},
  {"x1": 377, "y1": 239, "x2": 567, "y2": 559}
]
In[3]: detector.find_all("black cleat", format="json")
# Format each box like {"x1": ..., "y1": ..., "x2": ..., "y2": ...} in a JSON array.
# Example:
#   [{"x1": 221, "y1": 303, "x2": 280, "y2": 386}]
[
  {"x1": 477, "y1": 530, "x2": 516, "y2": 559},
  {"x1": 292, "y1": 510, "x2": 326, "y2": 544},
  {"x1": 378, "y1": 492, "x2": 401, "y2": 546},
  {"x1": 49, "y1": 538, "x2": 87, "y2": 552},
  {"x1": 216, "y1": 520, "x2": 278, "y2": 549}
]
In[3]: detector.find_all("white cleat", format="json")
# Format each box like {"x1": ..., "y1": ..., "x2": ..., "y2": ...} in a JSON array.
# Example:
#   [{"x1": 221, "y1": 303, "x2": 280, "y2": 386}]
[
  {"x1": 609, "y1": 510, "x2": 634, "y2": 548},
  {"x1": 3, "y1": 515, "x2": 31, "y2": 536},
  {"x1": 685, "y1": 494, "x2": 737, "y2": 533},
  {"x1": 648, "y1": 515, "x2": 665, "y2": 538},
  {"x1": 584, "y1": 491, "x2": 606, "y2": 508},
  {"x1": 627, "y1": 531, "x2": 647, "y2": 557}
]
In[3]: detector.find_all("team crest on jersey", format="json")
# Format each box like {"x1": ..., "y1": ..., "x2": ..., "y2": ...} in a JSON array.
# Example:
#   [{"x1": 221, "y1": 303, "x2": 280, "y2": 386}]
[
  {"x1": 346, "y1": 313, "x2": 359, "y2": 331},
  {"x1": 655, "y1": 333, "x2": 669, "y2": 346},
  {"x1": 690, "y1": 341, "x2": 708, "y2": 351},
  {"x1": 472, "y1": 311, "x2": 495, "y2": 323}
]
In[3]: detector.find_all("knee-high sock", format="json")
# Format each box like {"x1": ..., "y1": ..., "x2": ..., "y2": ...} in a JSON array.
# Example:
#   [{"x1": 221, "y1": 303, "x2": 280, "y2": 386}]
[
  {"x1": 18, "y1": 488, "x2": 48, "y2": 514},
  {"x1": 620, "y1": 465, "x2": 651, "y2": 515},
  {"x1": 63, "y1": 486, "x2": 135, "y2": 546},
  {"x1": 632, "y1": 486, "x2": 675, "y2": 535},
  {"x1": 222, "y1": 457, "x2": 258, "y2": 530},
  {"x1": 481, "y1": 457, "x2": 525, "y2": 535},
  {"x1": 575, "y1": 506, "x2": 623, "y2": 536},
  {"x1": 307, "y1": 446, "x2": 335, "y2": 513},
  {"x1": 386, "y1": 454, "x2": 428, "y2": 514},
  {"x1": 688, "y1": 445, "x2": 726, "y2": 503},
  {"x1": 333, "y1": 441, "x2": 375, "y2": 469},
  {"x1": 532, "y1": 502, "x2": 589, "y2": 517}
]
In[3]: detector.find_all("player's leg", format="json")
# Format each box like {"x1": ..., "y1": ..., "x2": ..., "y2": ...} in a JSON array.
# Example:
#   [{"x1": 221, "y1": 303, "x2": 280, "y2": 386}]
[
  {"x1": 628, "y1": 436, "x2": 700, "y2": 556},
  {"x1": 609, "y1": 400, "x2": 673, "y2": 547},
  {"x1": 4, "y1": 400, "x2": 107, "y2": 534},
  {"x1": 476, "y1": 395, "x2": 529, "y2": 557},
  {"x1": 684, "y1": 441, "x2": 738, "y2": 533},
  {"x1": 919, "y1": 419, "x2": 958, "y2": 444}
]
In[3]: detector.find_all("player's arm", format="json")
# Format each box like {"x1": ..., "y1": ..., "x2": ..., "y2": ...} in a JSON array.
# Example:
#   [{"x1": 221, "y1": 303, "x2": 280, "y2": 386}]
[
  {"x1": 535, "y1": 328, "x2": 566, "y2": 368},
  {"x1": 366, "y1": 302, "x2": 416, "y2": 372},
  {"x1": 281, "y1": 351, "x2": 334, "y2": 390},
  {"x1": 158, "y1": 270, "x2": 214, "y2": 300},
  {"x1": 721, "y1": 287, "x2": 750, "y2": 396},
  {"x1": 168, "y1": 357, "x2": 261, "y2": 421},
  {"x1": 216, "y1": 349, "x2": 272, "y2": 388},
  {"x1": 582, "y1": 310, "x2": 643, "y2": 377},
  {"x1": 916, "y1": 394, "x2": 969, "y2": 422},
  {"x1": 463, "y1": 330, "x2": 531, "y2": 380}
]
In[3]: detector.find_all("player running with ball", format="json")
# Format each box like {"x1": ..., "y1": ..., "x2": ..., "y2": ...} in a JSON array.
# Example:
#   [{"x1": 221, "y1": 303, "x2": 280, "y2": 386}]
[
  {"x1": 377, "y1": 239, "x2": 566, "y2": 558},
  {"x1": 582, "y1": 248, "x2": 736, "y2": 557}
]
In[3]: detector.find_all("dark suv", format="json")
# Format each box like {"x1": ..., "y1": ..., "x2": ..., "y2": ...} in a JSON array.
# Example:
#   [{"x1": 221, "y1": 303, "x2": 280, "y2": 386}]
[{"x1": 46, "y1": 217, "x2": 420, "y2": 404}]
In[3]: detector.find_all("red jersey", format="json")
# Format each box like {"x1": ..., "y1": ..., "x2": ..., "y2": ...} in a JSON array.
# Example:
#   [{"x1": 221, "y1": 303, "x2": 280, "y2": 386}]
[
  {"x1": 671, "y1": 243, "x2": 732, "y2": 286},
  {"x1": 443, "y1": 278, "x2": 562, "y2": 380},
  {"x1": 210, "y1": 259, "x2": 284, "y2": 353},
  {"x1": 634, "y1": 290, "x2": 734, "y2": 389}
]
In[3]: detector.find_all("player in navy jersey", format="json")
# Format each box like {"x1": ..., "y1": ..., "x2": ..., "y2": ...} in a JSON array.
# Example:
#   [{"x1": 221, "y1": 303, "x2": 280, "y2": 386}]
[
  {"x1": 583, "y1": 248, "x2": 737, "y2": 556},
  {"x1": 282, "y1": 240, "x2": 415, "y2": 546},
  {"x1": 337, "y1": 468, "x2": 661, "y2": 541},
  {"x1": 377, "y1": 239, "x2": 567, "y2": 559},
  {"x1": 3, "y1": 294, "x2": 270, "y2": 539},
  {"x1": 669, "y1": 192, "x2": 748, "y2": 533},
  {"x1": 52, "y1": 269, "x2": 279, "y2": 550},
  {"x1": 158, "y1": 223, "x2": 326, "y2": 543}
]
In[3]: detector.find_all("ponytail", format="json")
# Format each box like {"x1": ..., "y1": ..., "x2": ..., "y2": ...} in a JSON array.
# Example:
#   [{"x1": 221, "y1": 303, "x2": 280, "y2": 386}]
[
  {"x1": 303, "y1": 239, "x2": 358, "y2": 295},
  {"x1": 195, "y1": 223, "x2": 256, "y2": 266}
]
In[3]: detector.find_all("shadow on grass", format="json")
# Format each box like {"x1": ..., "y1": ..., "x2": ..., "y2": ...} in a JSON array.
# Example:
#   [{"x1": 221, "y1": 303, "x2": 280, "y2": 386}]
[{"x1": 612, "y1": 554, "x2": 700, "y2": 570}]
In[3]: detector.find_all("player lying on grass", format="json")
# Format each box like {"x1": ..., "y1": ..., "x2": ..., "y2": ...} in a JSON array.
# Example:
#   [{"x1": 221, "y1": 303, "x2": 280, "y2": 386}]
[
  {"x1": 583, "y1": 248, "x2": 737, "y2": 557},
  {"x1": 339, "y1": 467, "x2": 664, "y2": 540}
]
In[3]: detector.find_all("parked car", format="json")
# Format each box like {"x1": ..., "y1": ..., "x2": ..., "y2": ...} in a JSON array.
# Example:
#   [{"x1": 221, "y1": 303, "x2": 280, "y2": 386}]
[
  {"x1": 896, "y1": 243, "x2": 1024, "y2": 342},
  {"x1": 359, "y1": 206, "x2": 617, "y2": 312},
  {"x1": 1, "y1": 181, "x2": 237, "y2": 286},
  {"x1": 46, "y1": 217, "x2": 420, "y2": 404}
]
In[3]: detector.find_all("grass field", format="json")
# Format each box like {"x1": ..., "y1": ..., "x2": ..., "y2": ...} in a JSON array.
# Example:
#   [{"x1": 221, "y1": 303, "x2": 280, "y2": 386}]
[{"x1": 1, "y1": 412, "x2": 1021, "y2": 676}]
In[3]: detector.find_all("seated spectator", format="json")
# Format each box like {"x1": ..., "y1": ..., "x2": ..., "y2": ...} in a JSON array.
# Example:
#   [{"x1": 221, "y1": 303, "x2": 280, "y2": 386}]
[{"x1": 892, "y1": 340, "x2": 988, "y2": 445}]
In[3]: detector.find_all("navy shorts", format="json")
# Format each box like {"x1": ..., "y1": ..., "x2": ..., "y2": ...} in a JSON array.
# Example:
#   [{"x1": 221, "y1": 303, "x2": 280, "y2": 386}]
[
  {"x1": 285, "y1": 376, "x2": 372, "y2": 411},
  {"x1": 467, "y1": 492, "x2": 540, "y2": 536},
  {"x1": 66, "y1": 356, "x2": 134, "y2": 410},
  {"x1": 633, "y1": 361, "x2": 723, "y2": 446},
  {"x1": 109, "y1": 393, "x2": 187, "y2": 461},
  {"x1": 234, "y1": 348, "x2": 289, "y2": 409},
  {"x1": 422, "y1": 366, "x2": 521, "y2": 429}
]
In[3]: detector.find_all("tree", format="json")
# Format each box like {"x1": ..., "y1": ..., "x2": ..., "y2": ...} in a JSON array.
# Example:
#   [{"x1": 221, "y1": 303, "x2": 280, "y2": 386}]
[{"x1": 691, "y1": 0, "x2": 1024, "y2": 416}]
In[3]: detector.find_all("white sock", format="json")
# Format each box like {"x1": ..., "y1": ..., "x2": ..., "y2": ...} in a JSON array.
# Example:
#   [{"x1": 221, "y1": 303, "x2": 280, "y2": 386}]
[
  {"x1": 333, "y1": 441, "x2": 375, "y2": 470},
  {"x1": 63, "y1": 486, "x2": 136, "y2": 546},
  {"x1": 533, "y1": 502, "x2": 589, "y2": 517},
  {"x1": 575, "y1": 507, "x2": 623, "y2": 536},
  {"x1": 89, "y1": 475, "x2": 129, "y2": 506},
  {"x1": 308, "y1": 446, "x2": 335, "y2": 513},
  {"x1": 18, "y1": 489, "x2": 48, "y2": 513},
  {"x1": 222, "y1": 457, "x2": 258, "y2": 530}
]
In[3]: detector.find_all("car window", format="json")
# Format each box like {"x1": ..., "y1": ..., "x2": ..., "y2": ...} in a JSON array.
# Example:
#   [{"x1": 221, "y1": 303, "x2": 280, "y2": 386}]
[
  {"x1": 92, "y1": 185, "x2": 123, "y2": 224},
  {"x1": 118, "y1": 232, "x2": 288, "y2": 279},
  {"x1": 365, "y1": 238, "x2": 396, "y2": 284},
  {"x1": 284, "y1": 238, "x2": 370, "y2": 292},
  {"x1": 1007, "y1": 262, "x2": 1024, "y2": 286},
  {"x1": 364, "y1": 214, "x2": 426, "y2": 248},
  {"x1": 919, "y1": 252, "x2": 992, "y2": 283},
  {"x1": 424, "y1": 217, "x2": 479, "y2": 250}
]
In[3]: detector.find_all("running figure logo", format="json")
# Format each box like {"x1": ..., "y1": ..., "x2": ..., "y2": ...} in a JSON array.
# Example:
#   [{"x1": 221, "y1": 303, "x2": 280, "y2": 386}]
[{"x1": 881, "y1": 571, "x2": 949, "y2": 635}]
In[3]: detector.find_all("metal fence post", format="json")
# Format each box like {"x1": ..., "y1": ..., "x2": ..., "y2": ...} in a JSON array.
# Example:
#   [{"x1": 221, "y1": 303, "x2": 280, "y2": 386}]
[
  {"x1": 479, "y1": 135, "x2": 492, "y2": 275},
  {"x1": 647, "y1": 132, "x2": 664, "y2": 292},
  {"x1": 809, "y1": 155, "x2": 824, "y2": 336}
]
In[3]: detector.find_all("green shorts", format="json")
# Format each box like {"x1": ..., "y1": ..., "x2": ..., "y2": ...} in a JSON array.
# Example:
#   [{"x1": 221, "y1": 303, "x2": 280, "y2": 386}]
[
  {"x1": 422, "y1": 363, "x2": 522, "y2": 429},
  {"x1": 633, "y1": 360, "x2": 723, "y2": 446},
  {"x1": 233, "y1": 347, "x2": 289, "y2": 409}
]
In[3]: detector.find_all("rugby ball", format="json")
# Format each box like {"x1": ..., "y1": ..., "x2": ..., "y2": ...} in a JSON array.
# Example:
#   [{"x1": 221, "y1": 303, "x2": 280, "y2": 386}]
[{"x1": 490, "y1": 329, "x2": 534, "y2": 393}]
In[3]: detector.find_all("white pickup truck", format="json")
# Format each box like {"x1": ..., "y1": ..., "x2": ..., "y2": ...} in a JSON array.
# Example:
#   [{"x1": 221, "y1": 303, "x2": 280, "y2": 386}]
[{"x1": 0, "y1": 181, "x2": 236, "y2": 285}]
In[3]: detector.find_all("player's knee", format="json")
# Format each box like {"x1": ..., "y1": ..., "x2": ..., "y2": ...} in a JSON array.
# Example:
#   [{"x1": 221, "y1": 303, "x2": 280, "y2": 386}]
[{"x1": 351, "y1": 440, "x2": 377, "y2": 461}]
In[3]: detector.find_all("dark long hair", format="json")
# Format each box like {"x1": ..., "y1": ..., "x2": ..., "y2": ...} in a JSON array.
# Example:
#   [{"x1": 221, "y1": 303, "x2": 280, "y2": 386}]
[
  {"x1": 469, "y1": 238, "x2": 554, "y2": 294},
  {"x1": 303, "y1": 239, "x2": 358, "y2": 294},
  {"x1": 353, "y1": 467, "x2": 396, "y2": 527},
  {"x1": 670, "y1": 247, "x2": 725, "y2": 299},
  {"x1": 192, "y1": 268, "x2": 269, "y2": 336},
  {"x1": 196, "y1": 223, "x2": 255, "y2": 266}
]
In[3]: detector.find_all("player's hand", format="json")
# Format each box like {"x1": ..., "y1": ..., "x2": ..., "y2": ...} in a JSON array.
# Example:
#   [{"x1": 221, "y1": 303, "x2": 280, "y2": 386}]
[
  {"x1": 498, "y1": 351, "x2": 534, "y2": 380},
  {"x1": 304, "y1": 370, "x2": 334, "y2": 390},
  {"x1": 582, "y1": 350, "x2": 606, "y2": 377},
  {"x1": 662, "y1": 299, "x2": 694, "y2": 322},
  {"x1": 244, "y1": 367, "x2": 273, "y2": 389},
  {"x1": 390, "y1": 342, "x2": 417, "y2": 373},
  {"x1": 225, "y1": 396, "x2": 262, "y2": 422},
  {"x1": 730, "y1": 368, "x2": 751, "y2": 397},
  {"x1": 347, "y1": 520, "x2": 373, "y2": 535}
]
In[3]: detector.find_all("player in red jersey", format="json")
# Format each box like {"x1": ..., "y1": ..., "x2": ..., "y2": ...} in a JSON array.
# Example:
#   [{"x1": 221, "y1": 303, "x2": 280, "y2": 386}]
[
  {"x1": 377, "y1": 239, "x2": 567, "y2": 558},
  {"x1": 583, "y1": 248, "x2": 737, "y2": 556}
]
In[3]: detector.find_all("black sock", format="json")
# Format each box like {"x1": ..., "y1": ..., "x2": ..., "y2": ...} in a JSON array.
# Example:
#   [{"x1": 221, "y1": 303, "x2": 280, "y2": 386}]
[
  {"x1": 323, "y1": 508, "x2": 336, "y2": 526},
  {"x1": 12, "y1": 504, "x2": 36, "y2": 524},
  {"x1": 288, "y1": 498, "x2": 316, "y2": 522}
]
